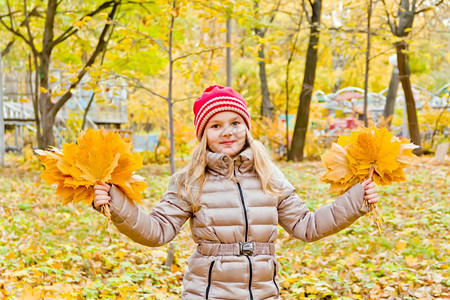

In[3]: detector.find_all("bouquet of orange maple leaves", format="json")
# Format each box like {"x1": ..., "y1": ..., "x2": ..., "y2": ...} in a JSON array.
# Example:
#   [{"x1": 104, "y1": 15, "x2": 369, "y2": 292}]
[
  {"x1": 36, "y1": 128, "x2": 147, "y2": 211},
  {"x1": 321, "y1": 127, "x2": 418, "y2": 232}
]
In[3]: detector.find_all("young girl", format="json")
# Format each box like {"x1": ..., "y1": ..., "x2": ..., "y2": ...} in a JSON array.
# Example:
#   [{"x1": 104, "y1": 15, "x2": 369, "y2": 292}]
[{"x1": 93, "y1": 85, "x2": 379, "y2": 299}]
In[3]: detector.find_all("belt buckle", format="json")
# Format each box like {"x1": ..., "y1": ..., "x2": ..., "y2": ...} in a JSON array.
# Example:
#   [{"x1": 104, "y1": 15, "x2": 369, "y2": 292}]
[{"x1": 239, "y1": 242, "x2": 254, "y2": 256}]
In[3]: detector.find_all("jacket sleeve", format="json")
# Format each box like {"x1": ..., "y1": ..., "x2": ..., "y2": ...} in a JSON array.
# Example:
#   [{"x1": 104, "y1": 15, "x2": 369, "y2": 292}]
[
  {"x1": 275, "y1": 168, "x2": 369, "y2": 243},
  {"x1": 106, "y1": 183, "x2": 192, "y2": 247}
]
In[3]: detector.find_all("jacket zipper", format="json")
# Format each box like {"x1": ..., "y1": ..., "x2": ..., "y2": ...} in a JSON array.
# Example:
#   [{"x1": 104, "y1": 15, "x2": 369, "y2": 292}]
[
  {"x1": 246, "y1": 256, "x2": 254, "y2": 300},
  {"x1": 205, "y1": 261, "x2": 215, "y2": 299},
  {"x1": 236, "y1": 182, "x2": 249, "y2": 242},
  {"x1": 273, "y1": 261, "x2": 279, "y2": 296},
  {"x1": 236, "y1": 179, "x2": 253, "y2": 299}
]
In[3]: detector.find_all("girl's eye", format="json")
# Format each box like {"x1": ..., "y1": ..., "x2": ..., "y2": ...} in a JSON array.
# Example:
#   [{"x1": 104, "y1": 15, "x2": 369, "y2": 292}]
[
  {"x1": 232, "y1": 121, "x2": 240, "y2": 126},
  {"x1": 211, "y1": 124, "x2": 220, "y2": 129}
]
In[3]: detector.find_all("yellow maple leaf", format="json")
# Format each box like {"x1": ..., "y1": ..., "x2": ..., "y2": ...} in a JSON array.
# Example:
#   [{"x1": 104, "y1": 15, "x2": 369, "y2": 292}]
[
  {"x1": 321, "y1": 143, "x2": 353, "y2": 182},
  {"x1": 346, "y1": 127, "x2": 401, "y2": 180},
  {"x1": 337, "y1": 134, "x2": 351, "y2": 147},
  {"x1": 320, "y1": 143, "x2": 359, "y2": 194},
  {"x1": 36, "y1": 128, "x2": 147, "y2": 204},
  {"x1": 396, "y1": 137, "x2": 419, "y2": 166},
  {"x1": 321, "y1": 127, "x2": 417, "y2": 195}
]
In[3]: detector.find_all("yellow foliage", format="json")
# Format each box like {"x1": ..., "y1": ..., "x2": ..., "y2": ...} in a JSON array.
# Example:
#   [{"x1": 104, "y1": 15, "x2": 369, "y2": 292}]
[
  {"x1": 251, "y1": 117, "x2": 286, "y2": 159},
  {"x1": 321, "y1": 127, "x2": 418, "y2": 195},
  {"x1": 36, "y1": 128, "x2": 147, "y2": 204},
  {"x1": 320, "y1": 143, "x2": 359, "y2": 194}
]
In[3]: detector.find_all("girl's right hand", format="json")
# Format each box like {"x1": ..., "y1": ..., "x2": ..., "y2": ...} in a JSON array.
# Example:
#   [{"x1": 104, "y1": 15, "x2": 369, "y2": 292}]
[{"x1": 93, "y1": 182, "x2": 112, "y2": 208}]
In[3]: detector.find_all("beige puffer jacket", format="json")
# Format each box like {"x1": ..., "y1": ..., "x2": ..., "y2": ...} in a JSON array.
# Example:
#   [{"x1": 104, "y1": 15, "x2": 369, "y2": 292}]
[{"x1": 106, "y1": 148, "x2": 368, "y2": 299}]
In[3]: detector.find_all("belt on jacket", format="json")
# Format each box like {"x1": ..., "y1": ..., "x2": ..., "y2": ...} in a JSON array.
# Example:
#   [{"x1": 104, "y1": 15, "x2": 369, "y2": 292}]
[{"x1": 197, "y1": 242, "x2": 275, "y2": 256}]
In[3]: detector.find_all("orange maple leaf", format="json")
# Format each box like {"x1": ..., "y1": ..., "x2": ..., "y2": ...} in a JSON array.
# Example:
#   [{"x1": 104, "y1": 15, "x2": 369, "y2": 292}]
[
  {"x1": 321, "y1": 127, "x2": 417, "y2": 194},
  {"x1": 36, "y1": 128, "x2": 147, "y2": 204}
]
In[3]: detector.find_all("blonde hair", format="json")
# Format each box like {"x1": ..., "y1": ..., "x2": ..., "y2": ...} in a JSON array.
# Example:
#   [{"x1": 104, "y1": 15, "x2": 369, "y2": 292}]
[{"x1": 173, "y1": 127, "x2": 284, "y2": 212}]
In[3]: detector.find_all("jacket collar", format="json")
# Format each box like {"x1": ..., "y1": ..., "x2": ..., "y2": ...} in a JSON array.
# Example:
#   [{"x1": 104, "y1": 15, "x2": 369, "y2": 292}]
[{"x1": 206, "y1": 147, "x2": 254, "y2": 177}]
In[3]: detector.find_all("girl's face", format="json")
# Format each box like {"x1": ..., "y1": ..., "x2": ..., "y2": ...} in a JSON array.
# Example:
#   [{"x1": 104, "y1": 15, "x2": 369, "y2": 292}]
[{"x1": 205, "y1": 111, "x2": 247, "y2": 157}]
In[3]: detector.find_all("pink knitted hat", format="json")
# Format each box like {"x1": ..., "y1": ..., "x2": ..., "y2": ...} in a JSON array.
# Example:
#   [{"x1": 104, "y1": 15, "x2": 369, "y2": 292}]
[{"x1": 193, "y1": 85, "x2": 251, "y2": 139}]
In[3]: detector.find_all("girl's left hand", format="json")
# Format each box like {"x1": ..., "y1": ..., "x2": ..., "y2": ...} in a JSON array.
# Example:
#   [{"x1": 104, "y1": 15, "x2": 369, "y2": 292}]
[{"x1": 361, "y1": 177, "x2": 379, "y2": 204}]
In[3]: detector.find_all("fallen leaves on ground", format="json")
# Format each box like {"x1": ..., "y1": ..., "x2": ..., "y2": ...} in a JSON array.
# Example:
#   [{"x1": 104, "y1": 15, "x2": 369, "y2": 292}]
[{"x1": 0, "y1": 156, "x2": 448, "y2": 299}]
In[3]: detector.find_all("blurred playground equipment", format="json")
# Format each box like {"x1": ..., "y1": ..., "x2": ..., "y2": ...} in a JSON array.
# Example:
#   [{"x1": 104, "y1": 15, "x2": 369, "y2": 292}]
[{"x1": 1, "y1": 64, "x2": 128, "y2": 151}]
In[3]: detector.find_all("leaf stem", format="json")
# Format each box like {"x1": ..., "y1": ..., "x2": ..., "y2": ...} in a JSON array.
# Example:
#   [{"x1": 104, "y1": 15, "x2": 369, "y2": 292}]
[
  {"x1": 100, "y1": 204, "x2": 112, "y2": 244},
  {"x1": 365, "y1": 164, "x2": 384, "y2": 234}
]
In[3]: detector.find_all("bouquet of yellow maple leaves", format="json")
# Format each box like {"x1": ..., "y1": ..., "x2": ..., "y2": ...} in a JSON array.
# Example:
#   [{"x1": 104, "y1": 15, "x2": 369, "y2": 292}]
[
  {"x1": 321, "y1": 127, "x2": 418, "y2": 232},
  {"x1": 36, "y1": 128, "x2": 147, "y2": 217}
]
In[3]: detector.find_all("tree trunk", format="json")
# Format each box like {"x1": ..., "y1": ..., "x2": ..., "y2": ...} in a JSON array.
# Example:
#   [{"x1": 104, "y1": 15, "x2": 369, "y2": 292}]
[
  {"x1": 288, "y1": 0, "x2": 322, "y2": 161},
  {"x1": 41, "y1": 111, "x2": 56, "y2": 148},
  {"x1": 363, "y1": 0, "x2": 372, "y2": 127},
  {"x1": 257, "y1": 42, "x2": 273, "y2": 119},
  {"x1": 168, "y1": 0, "x2": 176, "y2": 175},
  {"x1": 41, "y1": 1, "x2": 119, "y2": 148},
  {"x1": 36, "y1": 0, "x2": 57, "y2": 148},
  {"x1": 254, "y1": 0, "x2": 279, "y2": 120},
  {"x1": 396, "y1": 41, "x2": 422, "y2": 155},
  {"x1": 1, "y1": 1, "x2": 119, "y2": 148},
  {"x1": 383, "y1": 66, "x2": 400, "y2": 126},
  {"x1": 226, "y1": 17, "x2": 232, "y2": 87}
]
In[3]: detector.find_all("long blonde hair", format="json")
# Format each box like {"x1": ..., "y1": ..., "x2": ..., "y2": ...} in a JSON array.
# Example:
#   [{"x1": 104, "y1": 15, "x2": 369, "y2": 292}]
[{"x1": 173, "y1": 127, "x2": 284, "y2": 212}]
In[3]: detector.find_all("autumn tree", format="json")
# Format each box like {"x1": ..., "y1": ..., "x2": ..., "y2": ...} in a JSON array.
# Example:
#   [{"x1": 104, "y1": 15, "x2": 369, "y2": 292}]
[
  {"x1": 283, "y1": 5, "x2": 304, "y2": 155},
  {"x1": 103, "y1": 0, "x2": 237, "y2": 174},
  {"x1": 362, "y1": 0, "x2": 374, "y2": 127},
  {"x1": 381, "y1": 0, "x2": 444, "y2": 155},
  {"x1": 0, "y1": 0, "x2": 125, "y2": 148},
  {"x1": 288, "y1": 0, "x2": 322, "y2": 161},
  {"x1": 254, "y1": 0, "x2": 281, "y2": 119}
]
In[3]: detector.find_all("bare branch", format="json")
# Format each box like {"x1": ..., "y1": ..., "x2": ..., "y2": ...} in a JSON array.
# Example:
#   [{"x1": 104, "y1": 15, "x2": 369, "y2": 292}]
[
  {"x1": 380, "y1": 0, "x2": 396, "y2": 34},
  {"x1": 134, "y1": 2, "x2": 152, "y2": 14},
  {"x1": 50, "y1": 1, "x2": 116, "y2": 48},
  {"x1": 328, "y1": 27, "x2": 379, "y2": 36},
  {"x1": 100, "y1": 23, "x2": 116, "y2": 64},
  {"x1": 110, "y1": 20, "x2": 169, "y2": 53},
  {"x1": 23, "y1": 0, "x2": 39, "y2": 56},
  {"x1": 369, "y1": 48, "x2": 395, "y2": 61},
  {"x1": 302, "y1": 0, "x2": 312, "y2": 24},
  {"x1": 7, "y1": 0, "x2": 15, "y2": 30},
  {"x1": 268, "y1": 0, "x2": 282, "y2": 24},
  {"x1": 0, "y1": 17, "x2": 34, "y2": 48},
  {"x1": 109, "y1": 72, "x2": 168, "y2": 101},
  {"x1": 260, "y1": 0, "x2": 282, "y2": 36},
  {"x1": 416, "y1": 0, "x2": 444, "y2": 14},
  {"x1": 122, "y1": 0, "x2": 155, "y2": 4},
  {"x1": 1, "y1": 40, "x2": 15, "y2": 56},
  {"x1": 173, "y1": 46, "x2": 225, "y2": 62},
  {"x1": 417, "y1": 0, "x2": 426, "y2": 6},
  {"x1": 276, "y1": 10, "x2": 303, "y2": 17},
  {"x1": 0, "y1": 11, "x2": 19, "y2": 19},
  {"x1": 51, "y1": 1, "x2": 121, "y2": 116},
  {"x1": 172, "y1": 96, "x2": 197, "y2": 103}
]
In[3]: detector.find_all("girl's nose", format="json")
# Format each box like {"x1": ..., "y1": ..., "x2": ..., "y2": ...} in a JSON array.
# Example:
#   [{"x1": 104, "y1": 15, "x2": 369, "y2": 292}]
[{"x1": 221, "y1": 124, "x2": 233, "y2": 136}]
